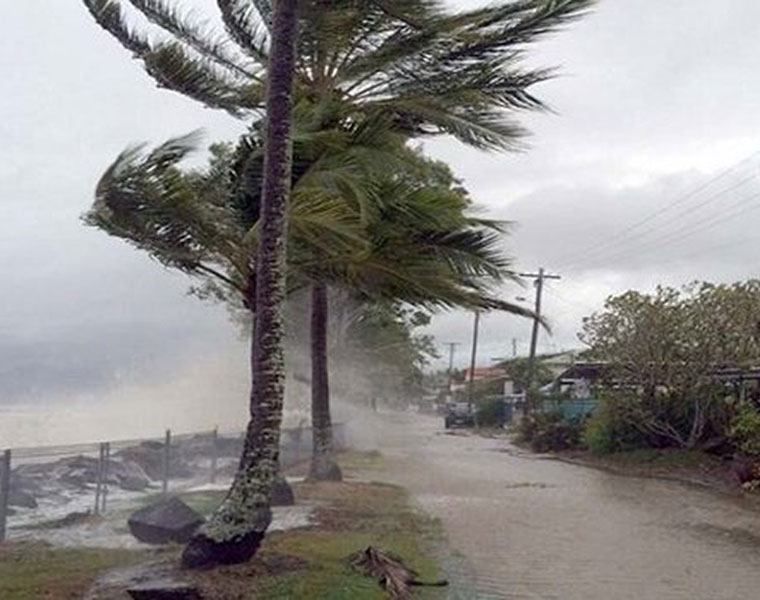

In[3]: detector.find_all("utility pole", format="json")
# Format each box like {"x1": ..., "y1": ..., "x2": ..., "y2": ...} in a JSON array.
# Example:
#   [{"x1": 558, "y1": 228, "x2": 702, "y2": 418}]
[
  {"x1": 512, "y1": 337, "x2": 518, "y2": 358},
  {"x1": 467, "y1": 310, "x2": 481, "y2": 409},
  {"x1": 520, "y1": 268, "x2": 561, "y2": 411},
  {"x1": 444, "y1": 342, "x2": 460, "y2": 397}
]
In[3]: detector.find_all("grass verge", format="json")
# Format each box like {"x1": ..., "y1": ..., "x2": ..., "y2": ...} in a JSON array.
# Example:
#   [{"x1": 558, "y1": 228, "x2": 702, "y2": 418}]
[
  {"x1": 0, "y1": 542, "x2": 146, "y2": 600},
  {"x1": 190, "y1": 480, "x2": 443, "y2": 599},
  {"x1": 0, "y1": 452, "x2": 444, "y2": 600},
  {"x1": 555, "y1": 447, "x2": 738, "y2": 490}
]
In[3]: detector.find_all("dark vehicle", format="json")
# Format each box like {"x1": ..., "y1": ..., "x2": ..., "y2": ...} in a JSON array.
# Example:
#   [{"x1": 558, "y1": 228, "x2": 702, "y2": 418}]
[{"x1": 444, "y1": 402, "x2": 476, "y2": 429}]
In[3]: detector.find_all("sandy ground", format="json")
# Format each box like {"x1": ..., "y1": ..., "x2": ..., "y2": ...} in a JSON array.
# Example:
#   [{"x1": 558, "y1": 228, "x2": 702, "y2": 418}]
[{"x1": 362, "y1": 411, "x2": 760, "y2": 600}]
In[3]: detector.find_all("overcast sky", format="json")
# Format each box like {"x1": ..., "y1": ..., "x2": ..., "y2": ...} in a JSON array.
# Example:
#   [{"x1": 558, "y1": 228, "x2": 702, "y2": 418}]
[{"x1": 3, "y1": 0, "x2": 760, "y2": 416}]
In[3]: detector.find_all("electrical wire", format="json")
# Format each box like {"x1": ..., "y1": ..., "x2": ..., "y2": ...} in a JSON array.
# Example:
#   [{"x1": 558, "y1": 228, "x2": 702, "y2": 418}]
[{"x1": 554, "y1": 149, "x2": 760, "y2": 270}]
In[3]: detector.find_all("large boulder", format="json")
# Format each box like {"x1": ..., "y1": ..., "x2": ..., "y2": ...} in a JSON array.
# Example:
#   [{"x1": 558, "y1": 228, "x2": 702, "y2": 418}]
[
  {"x1": 107, "y1": 460, "x2": 151, "y2": 492},
  {"x1": 117, "y1": 442, "x2": 193, "y2": 481},
  {"x1": 9, "y1": 489, "x2": 38, "y2": 509},
  {"x1": 271, "y1": 476, "x2": 295, "y2": 506},
  {"x1": 730, "y1": 455, "x2": 757, "y2": 485},
  {"x1": 13, "y1": 455, "x2": 151, "y2": 494},
  {"x1": 128, "y1": 497, "x2": 204, "y2": 544}
]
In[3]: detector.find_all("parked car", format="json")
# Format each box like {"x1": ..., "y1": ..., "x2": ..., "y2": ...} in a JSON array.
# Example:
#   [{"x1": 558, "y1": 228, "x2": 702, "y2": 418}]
[{"x1": 444, "y1": 402, "x2": 476, "y2": 429}]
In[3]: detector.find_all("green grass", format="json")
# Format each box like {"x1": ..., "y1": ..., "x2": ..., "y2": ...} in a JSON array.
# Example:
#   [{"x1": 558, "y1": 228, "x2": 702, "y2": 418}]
[
  {"x1": 0, "y1": 543, "x2": 145, "y2": 600},
  {"x1": 0, "y1": 454, "x2": 445, "y2": 600},
  {"x1": 191, "y1": 480, "x2": 444, "y2": 599}
]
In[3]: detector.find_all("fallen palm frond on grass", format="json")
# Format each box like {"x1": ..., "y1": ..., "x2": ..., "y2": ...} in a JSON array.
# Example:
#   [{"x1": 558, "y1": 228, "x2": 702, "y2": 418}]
[{"x1": 349, "y1": 546, "x2": 448, "y2": 599}]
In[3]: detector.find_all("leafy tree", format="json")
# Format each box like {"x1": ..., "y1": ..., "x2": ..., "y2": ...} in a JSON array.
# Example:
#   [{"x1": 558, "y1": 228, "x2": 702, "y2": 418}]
[
  {"x1": 498, "y1": 356, "x2": 553, "y2": 392},
  {"x1": 580, "y1": 281, "x2": 760, "y2": 449},
  {"x1": 332, "y1": 300, "x2": 439, "y2": 405}
]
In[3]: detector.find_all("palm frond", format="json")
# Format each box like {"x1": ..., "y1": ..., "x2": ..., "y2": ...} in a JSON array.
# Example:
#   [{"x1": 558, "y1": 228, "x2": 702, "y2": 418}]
[
  {"x1": 82, "y1": 0, "x2": 262, "y2": 116},
  {"x1": 85, "y1": 132, "x2": 250, "y2": 294},
  {"x1": 217, "y1": 0, "x2": 271, "y2": 64},
  {"x1": 127, "y1": 0, "x2": 261, "y2": 80}
]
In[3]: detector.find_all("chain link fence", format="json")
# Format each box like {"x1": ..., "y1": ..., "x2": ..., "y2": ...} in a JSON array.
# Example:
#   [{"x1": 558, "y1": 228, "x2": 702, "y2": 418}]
[{"x1": 0, "y1": 423, "x2": 345, "y2": 542}]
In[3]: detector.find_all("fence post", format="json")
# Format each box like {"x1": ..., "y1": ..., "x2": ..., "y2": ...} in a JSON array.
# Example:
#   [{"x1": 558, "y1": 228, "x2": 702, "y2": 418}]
[
  {"x1": 210, "y1": 427, "x2": 218, "y2": 484},
  {"x1": 94, "y1": 443, "x2": 104, "y2": 516},
  {"x1": 0, "y1": 449, "x2": 11, "y2": 542},
  {"x1": 101, "y1": 442, "x2": 111, "y2": 513},
  {"x1": 162, "y1": 429, "x2": 171, "y2": 496}
]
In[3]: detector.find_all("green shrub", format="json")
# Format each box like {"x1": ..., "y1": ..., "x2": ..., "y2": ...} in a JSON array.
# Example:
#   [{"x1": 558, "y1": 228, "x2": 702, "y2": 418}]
[
  {"x1": 582, "y1": 415, "x2": 617, "y2": 455},
  {"x1": 729, "y1": 405, "x2": 760, "y2": 458},
  {"x1": 476, "y1": 397, "x2": 506, "y2": 427},
  {"x1": 518, "y1": 412, "x2": 584, "y2": 452},
  {"x1": 581, "y1": 392, "x2": 649, "y2": 455}
]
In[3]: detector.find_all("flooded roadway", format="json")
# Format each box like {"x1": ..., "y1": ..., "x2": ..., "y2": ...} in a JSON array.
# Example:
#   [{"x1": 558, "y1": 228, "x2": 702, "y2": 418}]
[{"x1": 366, "y1": 412, "x2": 760, "y2": 599}]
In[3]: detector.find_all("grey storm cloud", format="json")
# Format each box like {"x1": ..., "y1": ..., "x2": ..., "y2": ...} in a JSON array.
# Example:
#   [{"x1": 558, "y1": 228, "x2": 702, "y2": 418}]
[{"x1": 3, "y1": 0, "x2": 760, "y2": 391}]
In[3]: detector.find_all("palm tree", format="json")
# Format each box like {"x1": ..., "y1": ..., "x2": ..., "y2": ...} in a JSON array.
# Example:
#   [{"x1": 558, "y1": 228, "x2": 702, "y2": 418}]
[
  {"x1": 87, "y1": 122, "x2": 528, "y2": 479},
  {"x1": 81, "y1": 0, "x2": 589, "y2": 565},
  {"x1": 82, "y1": 0, "x2": 593, "y2": 150},
  {"x1": 190, "y1": 0, "x2": 299, "y2": 568},
  {"x1": 301, "y1": 145, "x2": 535, "y2": 479}
]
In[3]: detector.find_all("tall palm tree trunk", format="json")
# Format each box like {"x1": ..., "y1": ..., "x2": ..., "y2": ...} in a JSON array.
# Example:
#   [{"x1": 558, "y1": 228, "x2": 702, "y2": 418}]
[
  {"x1": 309, "y1": 282, "x2": 342, "y2": 481},
  {"x1": 182, "y1": 0, "x2": 299, "y2": 569}
]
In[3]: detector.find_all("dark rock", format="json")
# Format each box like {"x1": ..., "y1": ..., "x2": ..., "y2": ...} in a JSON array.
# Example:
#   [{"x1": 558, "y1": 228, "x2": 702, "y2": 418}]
[
  {"x1": 46, "y1": 510, "x2": 92, "y2": 529},
  {"x1": 120, "y1": 474, "x2": 151, "y2": 492},
  {"x1": 9, "y1": 489, "x2": 38, "y2": 509},
  {"x1": 9, "y1": 472, "x2": 43, "y2": 496},
  {"x1": 128, "y1": 497, "x2": 204, "y2": 544},
  {"x1": 127, "y1": 581, "x2": 203, "y2": 600},
  {"x1": 117, "y1": 444, "x2": 193, "y2": 481},
  {"x1": 13, "y1": 455, "x2": 151, "y2": 495},
  {"x1": 271, "y1": 476, "x2": 295, "y2": 506},
  {"x1": 731, "y1": 456, "x2": 757, "y2": 485},
  {"x1": 308, "y1": 458, "x2": 343, "y2": 482},
  {"x1": 181, "y1": 529, "x2": 265, "y2": 569},
  {"x1": 107, "y1": 460, "x2": 151, "y2": 491}
]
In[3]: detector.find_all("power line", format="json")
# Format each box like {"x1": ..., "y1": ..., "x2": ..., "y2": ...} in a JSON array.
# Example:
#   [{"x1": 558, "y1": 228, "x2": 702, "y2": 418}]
[
  {"x1": 555, "y1": 149, "x2": 760, "y2": 270},
  {"x1": 568, "y1": 191, "x2": 760, "y2": 271},
  {"x1": 544, "y1": 282, "x2": 599, "y2": 315},
  {"x1": 559, "y1": 172, "x2": 760, "y2": 271}
]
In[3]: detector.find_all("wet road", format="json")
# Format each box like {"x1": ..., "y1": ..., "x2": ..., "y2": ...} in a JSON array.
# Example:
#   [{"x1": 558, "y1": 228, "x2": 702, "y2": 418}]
[{"x1": 366, "y1": 412, "x2": 760, "y2": 599}]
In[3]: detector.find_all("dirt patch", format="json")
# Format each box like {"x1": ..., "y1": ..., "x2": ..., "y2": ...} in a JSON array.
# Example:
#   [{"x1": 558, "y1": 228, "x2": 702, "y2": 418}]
[
  {"x1": 190, "y1": 553, "x2": 309, "y2": 599},
  {"x1": 294, "y1": 480, "x2": 420, "y2": 534}
]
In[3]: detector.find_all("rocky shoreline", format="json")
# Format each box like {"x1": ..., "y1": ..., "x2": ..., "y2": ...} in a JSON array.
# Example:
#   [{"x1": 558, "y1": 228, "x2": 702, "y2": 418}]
[{"x1": 2, "y1": 424, "x2": 344, "y2": 531}]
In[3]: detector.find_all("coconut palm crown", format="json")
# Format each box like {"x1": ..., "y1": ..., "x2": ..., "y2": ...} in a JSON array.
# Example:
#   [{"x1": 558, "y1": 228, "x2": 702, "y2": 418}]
[{"x1": 83, "y1": 0, "x2": 594, "y2": 151}]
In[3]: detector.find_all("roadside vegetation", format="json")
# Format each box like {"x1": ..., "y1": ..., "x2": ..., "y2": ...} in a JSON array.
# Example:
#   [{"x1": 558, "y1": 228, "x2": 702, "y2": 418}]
[
  {"x1": 0, "y1": 452, "x2": 445, "y2": 600},
  {"x1": 517, "y1": 280, "x2": 760, "y2": 491}
]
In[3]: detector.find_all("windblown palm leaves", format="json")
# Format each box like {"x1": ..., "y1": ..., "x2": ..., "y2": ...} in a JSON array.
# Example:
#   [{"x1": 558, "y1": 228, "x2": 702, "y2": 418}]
[
  {"x1": 83, "y1": 0, "x2": 594, "y2": 150},
  {"x1": 86, "y1": 122, "x2": 527, "y2": 316}
]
